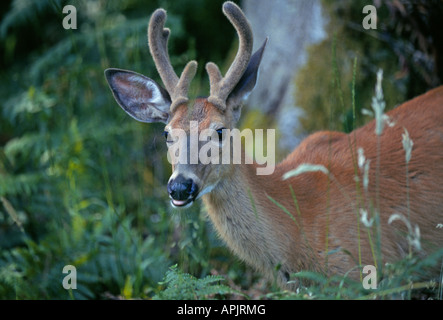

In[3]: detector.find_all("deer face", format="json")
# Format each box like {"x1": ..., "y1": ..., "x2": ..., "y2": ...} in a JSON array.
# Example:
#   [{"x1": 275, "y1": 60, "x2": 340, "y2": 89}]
[
  {"x1": 164, "y1": 100, "x2": 229, "y2": 208},
  {"x1": 105, "y1": 2, "x2": 266, "y2": 208}
]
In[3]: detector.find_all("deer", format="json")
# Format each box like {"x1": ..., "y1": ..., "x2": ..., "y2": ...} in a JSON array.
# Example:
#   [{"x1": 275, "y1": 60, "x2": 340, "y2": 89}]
[{"x1": 105, "y1": 1, "x2": 443, "y2": 289}]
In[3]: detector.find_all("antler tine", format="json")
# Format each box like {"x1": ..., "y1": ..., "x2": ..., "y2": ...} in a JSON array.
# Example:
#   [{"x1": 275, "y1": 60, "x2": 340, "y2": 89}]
[
  {"x1": 206, "y1": 1, "x2": 253, "y2": 111},
  {"x1": 148, "y1": 9, "x2": 197, "y2": 111},
  {"x1": 148, "y1": 9, "x2": 178, "y2": 94}
]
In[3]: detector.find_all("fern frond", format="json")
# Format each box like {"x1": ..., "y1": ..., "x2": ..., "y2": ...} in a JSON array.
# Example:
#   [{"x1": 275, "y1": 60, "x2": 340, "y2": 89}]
[
  {"x1": 0, "y1": 0, "x2": 63, "y2": 38},
  {"x1": 153, "y1": 265, "x2": 235, "y2": 300},
  {"x1": 0, "y1": 172, "x2": 41, "y2": 197}
]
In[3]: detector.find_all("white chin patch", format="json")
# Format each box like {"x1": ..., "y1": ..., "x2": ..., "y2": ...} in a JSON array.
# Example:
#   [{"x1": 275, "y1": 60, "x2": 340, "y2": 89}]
[{"x1": 196, "y1": 184, "x2": 216, "y2": 199}]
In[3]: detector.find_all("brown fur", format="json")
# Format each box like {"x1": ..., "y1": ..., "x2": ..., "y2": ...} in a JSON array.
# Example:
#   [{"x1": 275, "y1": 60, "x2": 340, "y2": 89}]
[{"x1": 192, "y1": 86, "x2": 443, "y2": 288}]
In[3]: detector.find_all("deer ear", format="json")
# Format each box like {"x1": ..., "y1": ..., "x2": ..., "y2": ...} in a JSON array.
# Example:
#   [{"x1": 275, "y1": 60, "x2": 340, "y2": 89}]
[
  {"x1": 227, "y1": 38, "x2": 268, "y2": 122},
  {"x1": 105, "y1": 68, "x2": 171, "y2": 123}
]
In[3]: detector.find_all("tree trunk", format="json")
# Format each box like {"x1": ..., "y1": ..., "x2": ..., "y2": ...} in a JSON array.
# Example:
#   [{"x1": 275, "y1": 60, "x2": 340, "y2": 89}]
[{"x1": 242, "y1": 0, "x2": 326, "y2": 151}]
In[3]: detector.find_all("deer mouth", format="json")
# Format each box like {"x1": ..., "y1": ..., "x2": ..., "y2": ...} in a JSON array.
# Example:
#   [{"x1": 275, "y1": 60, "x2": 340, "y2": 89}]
[{"x1": 170, "y1": 198, "x2": 195, "y2": 209}]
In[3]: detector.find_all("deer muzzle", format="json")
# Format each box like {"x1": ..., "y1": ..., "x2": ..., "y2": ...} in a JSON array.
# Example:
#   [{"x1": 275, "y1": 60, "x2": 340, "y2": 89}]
[{"x1": 167, "y1": 174, "x2": 199, "y2": 208}]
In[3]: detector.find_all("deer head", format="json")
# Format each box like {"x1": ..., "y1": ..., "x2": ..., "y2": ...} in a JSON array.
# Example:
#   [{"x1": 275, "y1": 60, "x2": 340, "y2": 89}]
[{"x1": 105, "y1": 1, "x2": 267, "y2": 208}]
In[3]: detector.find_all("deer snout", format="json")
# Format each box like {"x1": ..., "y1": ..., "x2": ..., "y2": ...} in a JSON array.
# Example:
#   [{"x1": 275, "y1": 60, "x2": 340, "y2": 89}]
[{"x1": 167, "y1": 174, "x2": 199, "y2": 208}]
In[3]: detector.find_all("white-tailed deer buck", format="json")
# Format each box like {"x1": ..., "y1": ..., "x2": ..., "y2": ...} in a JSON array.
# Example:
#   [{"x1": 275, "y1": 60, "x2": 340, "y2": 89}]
[{"x1": 105, "y1": 2, "x2": 443, "y2": 289}]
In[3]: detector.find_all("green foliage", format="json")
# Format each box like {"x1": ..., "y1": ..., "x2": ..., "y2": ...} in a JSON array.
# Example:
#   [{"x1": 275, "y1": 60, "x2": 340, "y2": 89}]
[
  {"x1": 153, "y1": 265, "x2": 235, "y2": 300},
  {"x1": 0, "y1": 0, "x2": 238, "y2": 299},
  {"x1": 263, "y1": 247, "x2": 443, "y2": 300}
]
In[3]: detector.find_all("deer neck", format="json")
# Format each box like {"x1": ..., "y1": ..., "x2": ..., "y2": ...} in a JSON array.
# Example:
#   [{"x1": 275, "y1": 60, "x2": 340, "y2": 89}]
[{"x1": 201, "y1": 161, "x2": 312, "y2": 284}]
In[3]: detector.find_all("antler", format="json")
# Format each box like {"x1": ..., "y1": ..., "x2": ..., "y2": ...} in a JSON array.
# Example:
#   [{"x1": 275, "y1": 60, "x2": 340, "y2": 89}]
[
  {"x1": 206, "y1": 1, "x2": 253, "y2": 111},
  {"x1": 148, "y1": 9, "x2": 197, "y2": 112}
]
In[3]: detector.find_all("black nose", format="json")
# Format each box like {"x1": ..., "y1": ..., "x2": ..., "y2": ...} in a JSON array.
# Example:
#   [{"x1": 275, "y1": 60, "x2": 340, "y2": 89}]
[{"x1": 167, "y1": 175, "x2": 198, "y2": 201}]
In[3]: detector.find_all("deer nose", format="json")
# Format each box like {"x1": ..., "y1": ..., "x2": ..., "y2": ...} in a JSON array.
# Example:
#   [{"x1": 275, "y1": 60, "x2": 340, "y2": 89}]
[{"x1": 167, "y1": 175, "x2": 199, "y2": 207}]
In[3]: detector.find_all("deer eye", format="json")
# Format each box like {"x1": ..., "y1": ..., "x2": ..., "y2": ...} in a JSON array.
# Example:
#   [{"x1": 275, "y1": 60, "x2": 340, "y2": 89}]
[{"x1": 163, "y1": 131, "x2": 170, "y2": 141}]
